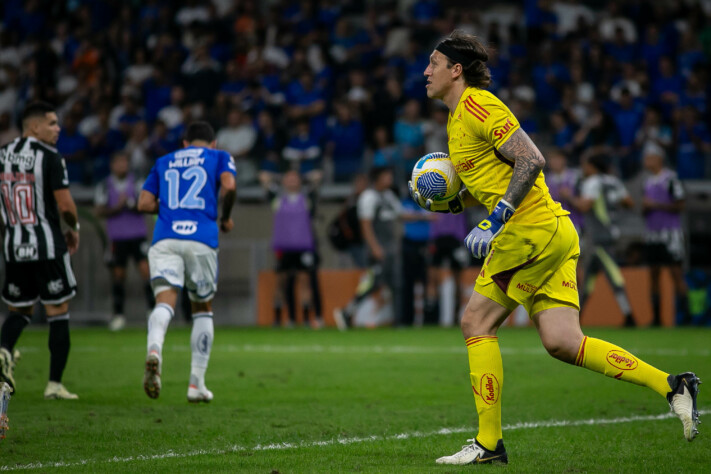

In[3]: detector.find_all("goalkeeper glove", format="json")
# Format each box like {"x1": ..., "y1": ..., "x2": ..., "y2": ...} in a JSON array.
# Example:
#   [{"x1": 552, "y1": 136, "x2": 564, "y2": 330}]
[
  {"x1": 464, "y1": 199, "x2": 515, "y2": 258},
  {"x1": 408, "y1": 181, "x2": 466, "y2": 214}
]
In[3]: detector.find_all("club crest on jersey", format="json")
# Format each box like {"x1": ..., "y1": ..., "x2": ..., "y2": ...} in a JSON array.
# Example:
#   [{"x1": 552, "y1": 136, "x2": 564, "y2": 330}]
[
  {"x1": 606, "y1": 350, "x2": 638, "y2": 371},
  {"x1": 14, "y1": 244, "x2": 37, "y2": 260},
  {"x1": 172, "y1": 220, "x2": 198, "y2": 235}
]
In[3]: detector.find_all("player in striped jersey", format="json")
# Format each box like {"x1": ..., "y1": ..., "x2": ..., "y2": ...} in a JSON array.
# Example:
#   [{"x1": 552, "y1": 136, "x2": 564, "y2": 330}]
[
  {"x1": 0, "y1": 102, "x2": 80, "y2": 400},
  {"x1": 410, "y1": 31, "x2": 700, "y2": 465}
]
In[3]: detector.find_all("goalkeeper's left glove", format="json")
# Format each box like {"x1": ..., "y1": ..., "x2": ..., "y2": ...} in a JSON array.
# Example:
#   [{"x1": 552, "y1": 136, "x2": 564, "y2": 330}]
[
  {"x1": 408, "y1": 181, "x2": 466, "y2": 214},
  {"x1": 464, "y1": 199, "x2": 515, "y2": 258}
]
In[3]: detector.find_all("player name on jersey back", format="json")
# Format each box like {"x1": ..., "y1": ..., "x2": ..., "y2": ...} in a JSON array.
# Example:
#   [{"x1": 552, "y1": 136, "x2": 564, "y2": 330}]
[{"x1": 143, "y1": 146, "x2": 236, "y2": 249}]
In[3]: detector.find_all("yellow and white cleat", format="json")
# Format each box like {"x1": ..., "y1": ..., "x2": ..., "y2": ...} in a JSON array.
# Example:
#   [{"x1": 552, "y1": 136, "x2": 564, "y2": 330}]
[
  {"x1": 436, "y1": 438, "x2": 508, "y2": 465},
  {"x1": 667, "y1": 372, "x2": 702, "y2": 441}
]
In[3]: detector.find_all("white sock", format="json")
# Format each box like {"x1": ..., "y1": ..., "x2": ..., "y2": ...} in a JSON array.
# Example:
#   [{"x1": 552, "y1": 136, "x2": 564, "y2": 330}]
[
  {"x1": 147, "y1": 303, "x2": 174, "y2": 358},
  {"x1": 190, "y1": 313, "x2": 213, "y2": 389}
]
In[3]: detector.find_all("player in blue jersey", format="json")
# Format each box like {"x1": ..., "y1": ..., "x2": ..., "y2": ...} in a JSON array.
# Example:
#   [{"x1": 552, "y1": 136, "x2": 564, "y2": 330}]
[{"x1": 137, "y1": 121, "x2": 237, "y2": 403}]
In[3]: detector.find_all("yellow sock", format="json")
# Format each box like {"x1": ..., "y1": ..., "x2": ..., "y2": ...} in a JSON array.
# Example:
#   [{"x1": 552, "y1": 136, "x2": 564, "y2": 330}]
[
  {"x1": 466, "y1": 335, "x2": 503, "y2": 451},
  {"x1": 575, "y1": 336, "x2": 671, "y2": 397}
]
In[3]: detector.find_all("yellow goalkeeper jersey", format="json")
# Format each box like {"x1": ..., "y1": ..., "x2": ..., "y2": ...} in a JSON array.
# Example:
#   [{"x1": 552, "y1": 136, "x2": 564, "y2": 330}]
[{"x1": 447, "y1": 87, "x2": 568, "y2": 224}]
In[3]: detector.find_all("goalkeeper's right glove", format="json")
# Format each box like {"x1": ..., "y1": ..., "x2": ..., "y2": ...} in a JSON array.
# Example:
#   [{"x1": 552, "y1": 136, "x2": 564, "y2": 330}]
[{"x1": 408, "y1": 181, "x2": 466, "y2": 214}]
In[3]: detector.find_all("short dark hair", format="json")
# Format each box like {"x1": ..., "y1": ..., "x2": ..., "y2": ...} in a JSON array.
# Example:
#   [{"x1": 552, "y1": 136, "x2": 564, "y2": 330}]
[
  {"x1": 184, "y1": 121, "x2": 215, "y2": 143},
  {"x1": 436, "y1": 30, "x2": 491, "y2": 89},
  {"x1": 586, "y1": 154, "x2": 609, "y2": 174},
  {"x1": 22, "y1": 101, "x2": 56, "y2": 124},
  {"x1": 369, "y1": 165, "x2": 392, "y2": 183}
]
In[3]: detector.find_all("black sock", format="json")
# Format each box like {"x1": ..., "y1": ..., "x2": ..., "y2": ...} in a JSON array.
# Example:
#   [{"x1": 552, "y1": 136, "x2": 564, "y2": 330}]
[
  {"x1": 112, "y1": 281, "x2": 125, "y2": 315},
  {"x1": 48, "y1": 317, "x2": 70, "y2": 383},
  {"x1": 302, "y1": 304, "x2": 311, "y2": 324},
  {"x1": 273, "y1": 304, "x2": 282, "y2": 326},
  {"x1": 1, "y1": 311, "x2": 30, "y2": 352},
  {"x1": 144, "y1": 283, "x2": 156, "y2": 309},
  {"x1": 651, "y1": 293, "x2": 661, "y2": 325},
  {"x1": 285, "y1": 275, "x2": 296, "y2": 322}
]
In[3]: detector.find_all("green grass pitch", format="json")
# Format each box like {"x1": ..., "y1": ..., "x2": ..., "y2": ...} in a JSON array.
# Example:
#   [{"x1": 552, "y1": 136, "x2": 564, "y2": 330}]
[{"x1": 0, "y1": 326, "x2": 708, "y2": 472}]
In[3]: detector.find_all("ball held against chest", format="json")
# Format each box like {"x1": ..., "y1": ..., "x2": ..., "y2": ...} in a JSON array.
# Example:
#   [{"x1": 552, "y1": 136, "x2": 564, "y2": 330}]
[{"x1": 411, "y1": 152, "x2": 462, "y2": 202}]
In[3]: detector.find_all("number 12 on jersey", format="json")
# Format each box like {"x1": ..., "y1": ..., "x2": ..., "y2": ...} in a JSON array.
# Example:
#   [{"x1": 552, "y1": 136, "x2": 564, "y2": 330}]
[{"x1": 164, "y1": 167, "x2": 207, "y2": 210}]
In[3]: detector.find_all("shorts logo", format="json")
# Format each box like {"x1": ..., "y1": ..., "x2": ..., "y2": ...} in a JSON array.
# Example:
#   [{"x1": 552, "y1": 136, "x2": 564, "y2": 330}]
[
  {"x1": 172, "y1": 220, "x2": 198, "y2": 235},
  {"x1": 14, "y1": 244, "x2": 38, "y2": 260},
  {"x1": 158, "y1": 268, "x2": 180, "y2": 279},
  {"x1": 516, "y1": 282, "x2": 538, "y2": 293},
  {"x1": 7, "y1": 283, "x2": 20, "y2": 297},
  {"x1": 48, "y1": 279, "x2": 64, "y2": 295},
  {"x1": 480, "y1": 373, "x2": 500, "y2": 405},
  {"x1": 606, "y1": 350, "x2": 638, "y2": 371},
  {"x1": 562, "y1": 280, "x2": 577, "y2": 290}
]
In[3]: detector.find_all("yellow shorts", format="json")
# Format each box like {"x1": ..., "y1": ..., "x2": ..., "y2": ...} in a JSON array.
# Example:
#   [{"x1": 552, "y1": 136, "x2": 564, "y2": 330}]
[{"x1": 474, "y1": 215, "x2": 580, "y2": 317}]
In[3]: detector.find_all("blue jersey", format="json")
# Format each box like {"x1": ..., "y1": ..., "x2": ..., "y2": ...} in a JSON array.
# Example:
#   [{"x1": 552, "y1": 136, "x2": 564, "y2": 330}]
[{"x1": 143, "y1": 146, "x2": 236, "y2": 248}]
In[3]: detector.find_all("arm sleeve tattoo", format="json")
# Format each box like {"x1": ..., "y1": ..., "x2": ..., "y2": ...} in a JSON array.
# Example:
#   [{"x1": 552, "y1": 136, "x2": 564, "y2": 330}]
[{"x1": 497, "y1": 128, "x2": 546, "y2": 208}]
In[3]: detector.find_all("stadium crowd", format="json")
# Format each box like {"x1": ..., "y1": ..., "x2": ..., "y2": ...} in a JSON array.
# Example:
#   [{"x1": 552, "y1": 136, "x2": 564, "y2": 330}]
[{"x1": 0, "y1": 0, "x2": 709, "y2": 186}]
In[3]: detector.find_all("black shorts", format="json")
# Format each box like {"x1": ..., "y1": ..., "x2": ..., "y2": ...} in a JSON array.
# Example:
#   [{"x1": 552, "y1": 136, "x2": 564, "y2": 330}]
[
  {"x1": 107, "y1": 238, "x2": 149, "y2": 267},
  {"x1": 646, "y1": 228, "x2": 684, "y2": 266},
  {"x1": 429, "y1": 236, "x2": 470, "y2": 270},
  {"x1": 275, "y1": 250, "x2": 318, "y2": 272},
  {"x1": 2, "y1": 254, "x2": 77, "y2": 306}
]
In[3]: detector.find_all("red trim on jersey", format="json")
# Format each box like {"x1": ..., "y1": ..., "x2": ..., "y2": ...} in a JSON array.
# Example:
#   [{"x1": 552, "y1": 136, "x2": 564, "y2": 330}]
[
  {"x1": 464, "y1": 102, "x2": 485, "y2": 122},
  {"x1": 466, "y1": 98, "x2": 490, "y2": 118}
]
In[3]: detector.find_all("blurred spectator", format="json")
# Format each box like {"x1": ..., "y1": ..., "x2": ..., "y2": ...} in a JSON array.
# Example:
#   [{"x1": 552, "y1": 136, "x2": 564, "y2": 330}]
[
  {"x1": 426, "y1": 212, "x2": 470, "y2": 327},
  {"x1": 282, "y1": 118, "x2": 323, "y2": 184},
  {"x1": 674, "y1": 106, "x2": 711, "y2": 180},
  {"x1": 550, "y1": 110, "x2": 576, "y2": 154},
  {"x1": 253, "y1": 110, "x2": 287, "y2": 178},
  {"x1": 569, "y1": 153, "x2": 637, "y2": 327},
  {"x1": 333, "y1": 167, "x2": 401, "y2": 329},
  {"x1": 57, "y1": 112, "x2": 90, "y2": 184},
  {"x1": 286, "y1": 70, "x2": 328, "y2": 140},
  {"x1": 610, "y1": 88, "x2": 645, "y2": 178},
  {"x1": 399, "y1": 193, "x2": 433, "y2": 327},
  {"x1": 325, "y1": 101, "x2": 365, "y2": 182},
  {"x1": 423, "y1": 105, "x2": 449, "y2": 154},
  {"x1": 641, "y1": 144, "x2": 688, "y2": 326},
  {"x1": 216, "y1": 107, "x2": 257, "y2": 159},
  {"x1": 263, "y1": 170, "x2": 324, "y2": 329},
  {"x1": 546, "y1": 148, "x2": 584, "y2": 232},
  {"x1": 370, "y1": 125, "x2": 401, "y2": 168},
  {"x1": 94, "y1": 151, "x2": 153, "y2": 331},
  {"x1": 124, "y1": 120, "x2": 151, "y2": 178},
  {"x1": 635, "y1": 106, "x2": 673, "y2": 157},
  {"x1": 0, "y1": 111, "x2": 19, "y2": 146},
  {"x1": 394, "y1": 99, "x2": 426, "y2": 183},
  {"x1": 651, "y1": 56, "x2": 683, "y2": 119}
]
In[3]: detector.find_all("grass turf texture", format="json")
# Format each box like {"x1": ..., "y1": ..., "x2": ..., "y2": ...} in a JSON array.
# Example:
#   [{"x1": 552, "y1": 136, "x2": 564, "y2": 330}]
[{"x1": 0, "y1": 326, "x2": 708, "y2": 472}]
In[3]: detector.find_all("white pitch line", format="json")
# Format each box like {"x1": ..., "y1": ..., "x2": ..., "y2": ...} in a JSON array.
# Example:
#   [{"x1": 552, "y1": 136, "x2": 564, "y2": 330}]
[
  {"x1": 2, "y1": 409, "x2": 707, "y2": 471},
  {"x1": 15, "y1": 344, "x2": 711, "y2": 357}
]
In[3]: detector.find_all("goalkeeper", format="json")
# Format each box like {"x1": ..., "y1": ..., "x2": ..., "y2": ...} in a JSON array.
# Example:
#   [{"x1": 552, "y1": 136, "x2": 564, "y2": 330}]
[{"x1": 408, "y1": 30, "x2": 700, "y2": 466}]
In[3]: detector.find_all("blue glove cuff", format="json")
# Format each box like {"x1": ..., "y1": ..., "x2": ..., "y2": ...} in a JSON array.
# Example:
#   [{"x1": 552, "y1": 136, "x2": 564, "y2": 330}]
[{"x1": 492, "y1": 199, "x2": 515, "y2": 224}]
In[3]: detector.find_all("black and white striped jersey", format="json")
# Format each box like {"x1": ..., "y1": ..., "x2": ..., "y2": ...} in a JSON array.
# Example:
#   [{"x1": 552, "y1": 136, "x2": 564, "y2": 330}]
[{"x1": 0, "y1": 136, "x2": 70, "y2": 262}]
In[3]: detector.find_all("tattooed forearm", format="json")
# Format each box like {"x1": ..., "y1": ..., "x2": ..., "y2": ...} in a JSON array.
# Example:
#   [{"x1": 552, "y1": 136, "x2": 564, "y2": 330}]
[{"x1": 497, "y1": 129, "x2": 545, "y2": 208}]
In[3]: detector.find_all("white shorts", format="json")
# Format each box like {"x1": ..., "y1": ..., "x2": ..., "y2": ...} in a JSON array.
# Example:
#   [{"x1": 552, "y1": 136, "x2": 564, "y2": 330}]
[{"x1": 148, "y1": 239, "x2": 218, "y2": 302}]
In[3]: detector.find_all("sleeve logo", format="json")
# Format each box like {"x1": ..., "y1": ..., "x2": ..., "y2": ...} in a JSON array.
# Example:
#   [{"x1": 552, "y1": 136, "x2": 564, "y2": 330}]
[{"x1": 493, "y1": 118, "x2": 515, "y2": 140}]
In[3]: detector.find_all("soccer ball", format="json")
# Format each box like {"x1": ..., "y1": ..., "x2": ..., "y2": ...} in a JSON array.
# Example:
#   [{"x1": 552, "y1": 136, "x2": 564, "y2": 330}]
[{"x1": 411, "y1": 152, "x2": 462, "y2": 202}]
